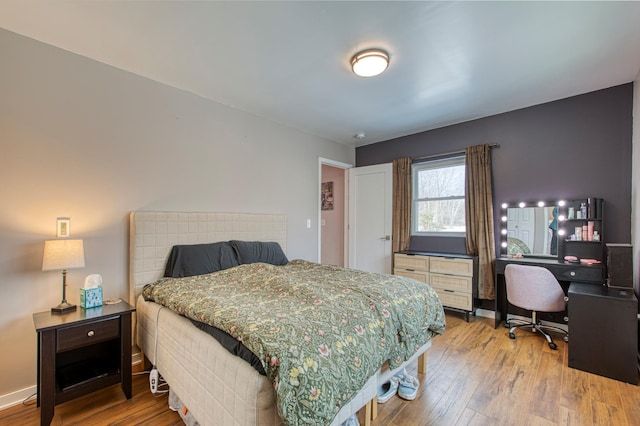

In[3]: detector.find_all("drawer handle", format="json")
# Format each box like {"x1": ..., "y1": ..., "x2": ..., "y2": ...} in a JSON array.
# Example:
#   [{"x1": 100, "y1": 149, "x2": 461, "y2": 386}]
[
  {"x1": 444, "y1": 289, "x2": 455, "y2": 293},
  {"x1": 87, "y1": 330, "x2": 95, "y2": 337},
  {"x1": 406, "y1": 268, "x2": 415, "y2": 272}
]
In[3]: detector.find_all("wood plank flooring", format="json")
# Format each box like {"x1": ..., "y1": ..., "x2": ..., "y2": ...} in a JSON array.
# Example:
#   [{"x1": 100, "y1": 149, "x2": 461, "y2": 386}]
[{"x1": 2, "y1": 312, "x2": 639, "y2": 425}]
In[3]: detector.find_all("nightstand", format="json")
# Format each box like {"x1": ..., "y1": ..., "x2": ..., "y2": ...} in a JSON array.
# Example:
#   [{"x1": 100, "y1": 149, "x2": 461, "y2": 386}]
[{"x1": 33, "y1": 301, "x2": 135, "y2": 425}]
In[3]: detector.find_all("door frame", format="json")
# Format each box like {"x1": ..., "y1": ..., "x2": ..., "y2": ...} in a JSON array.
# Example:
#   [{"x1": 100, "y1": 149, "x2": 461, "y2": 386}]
[{"x1": 318, "y1": 157, "x2": 353, "y2": 264}]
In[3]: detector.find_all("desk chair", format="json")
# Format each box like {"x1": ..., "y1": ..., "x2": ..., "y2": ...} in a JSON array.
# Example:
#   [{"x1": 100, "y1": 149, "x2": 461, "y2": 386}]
[{"x1": 504, "y1": 264, "x2": 569, "y2": 350}]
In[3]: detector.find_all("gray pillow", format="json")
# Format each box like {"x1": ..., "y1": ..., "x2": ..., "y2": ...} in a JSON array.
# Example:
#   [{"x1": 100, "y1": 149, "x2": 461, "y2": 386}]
[
  {"x1": 229, "y1": 240, "x2": 288, "y2": 266},
  {"x1": 164, "y1": 242, "x2": 240, "y2": 277}
]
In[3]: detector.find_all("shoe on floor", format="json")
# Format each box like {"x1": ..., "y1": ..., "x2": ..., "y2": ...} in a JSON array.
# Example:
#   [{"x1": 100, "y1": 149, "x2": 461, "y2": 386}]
[
  {"x1": 377, "y1": 376, "x2": 399, "y2": 403},
  {"x1": 397, "y1": 374, "x2": 420, "y2": 400}
]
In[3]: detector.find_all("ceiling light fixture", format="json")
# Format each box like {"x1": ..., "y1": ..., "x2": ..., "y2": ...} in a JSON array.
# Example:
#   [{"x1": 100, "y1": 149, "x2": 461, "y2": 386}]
[{"x1": 351, "y1": 48, "x2": 389, "y2": 77}]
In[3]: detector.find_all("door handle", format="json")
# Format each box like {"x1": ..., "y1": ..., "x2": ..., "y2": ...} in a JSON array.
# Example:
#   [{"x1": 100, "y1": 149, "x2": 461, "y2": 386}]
[{"x1": 379, "y1": 235, "x2": 391, "y2": 241}]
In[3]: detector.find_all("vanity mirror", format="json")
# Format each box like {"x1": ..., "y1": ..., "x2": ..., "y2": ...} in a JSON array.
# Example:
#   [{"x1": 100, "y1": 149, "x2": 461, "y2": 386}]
[{"x1": 498, "y1": 200, "x2": 565, "y2": 258}]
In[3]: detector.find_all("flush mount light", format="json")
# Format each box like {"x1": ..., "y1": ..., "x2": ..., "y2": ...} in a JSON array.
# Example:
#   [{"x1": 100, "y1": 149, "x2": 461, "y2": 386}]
[{"x1": 351, "y1": 48, "x2": 389, "y2": 77}]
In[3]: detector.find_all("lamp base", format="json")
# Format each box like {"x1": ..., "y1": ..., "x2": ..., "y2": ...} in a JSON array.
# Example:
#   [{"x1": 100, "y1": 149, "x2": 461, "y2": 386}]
[{"x1": 51, "y1": 301, "x2": 77, "y2": 314}]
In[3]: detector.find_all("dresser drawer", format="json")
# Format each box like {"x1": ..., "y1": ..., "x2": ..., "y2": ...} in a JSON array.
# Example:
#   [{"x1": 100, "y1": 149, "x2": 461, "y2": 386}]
[
  {"x1": 394, "y1": 254, "x2": 429, "y2": 271},
  {"x1": 394, "y1": 269, "x2": 429, "y2": 283},
  {"x1": 57, "y1": 317, "x2": 120, "y2": 352},
  {"x1": 430, "y1": 273, "x2": 472, "y2": 293},
  {"x1": 429, "y1": 257, "x2": 473, "y2": 277},
  {"x1": 434, "y1": 289, "x2": 473, "y2": 311}
]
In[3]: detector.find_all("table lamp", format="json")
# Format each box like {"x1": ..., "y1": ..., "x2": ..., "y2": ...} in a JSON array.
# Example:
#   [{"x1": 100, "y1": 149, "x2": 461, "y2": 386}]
[{"x1": 42, "y1": 239, "x2": 85, "y2": 314}]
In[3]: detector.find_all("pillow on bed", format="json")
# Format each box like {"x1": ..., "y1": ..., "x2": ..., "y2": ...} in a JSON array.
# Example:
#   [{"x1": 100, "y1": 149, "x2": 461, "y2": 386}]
[
  {"x1": 164, "y1": 242, "x2": 240, "y2": 278},
  {"x1": 229, "y1": 240, "x2": 288, "y2": 266}
]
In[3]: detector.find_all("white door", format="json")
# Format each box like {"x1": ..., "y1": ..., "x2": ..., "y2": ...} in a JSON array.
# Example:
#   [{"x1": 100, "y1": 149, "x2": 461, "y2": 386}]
[
  {"x1": 348, "y1": 163, "x2": 393, "y2": 274},
  {"x1": 507, "y1": 207, "x2": 535, "y2": 252}
]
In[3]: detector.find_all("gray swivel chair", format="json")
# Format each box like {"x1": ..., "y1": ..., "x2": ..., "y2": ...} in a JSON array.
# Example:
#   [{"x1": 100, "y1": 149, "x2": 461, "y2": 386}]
[{"x1": 504, "y1": 264, "x2": 569, "y2": 350}]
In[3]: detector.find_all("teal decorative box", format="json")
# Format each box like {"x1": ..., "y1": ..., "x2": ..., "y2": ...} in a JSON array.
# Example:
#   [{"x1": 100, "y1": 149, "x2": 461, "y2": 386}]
[{"x1": 80, "y1": 287, "x2": 103, "y2": 309}]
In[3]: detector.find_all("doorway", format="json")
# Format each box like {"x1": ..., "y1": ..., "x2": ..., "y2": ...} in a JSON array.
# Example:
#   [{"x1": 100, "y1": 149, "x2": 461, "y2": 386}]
[{"x1": 319, "y1": 158, "x2": 351, "y2": 267}]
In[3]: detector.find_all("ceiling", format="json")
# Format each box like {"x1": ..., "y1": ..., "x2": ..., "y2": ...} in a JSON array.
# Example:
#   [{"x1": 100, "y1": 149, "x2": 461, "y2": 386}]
[{"x1": 1, "y1": 1, "x2": 640, "y2": 147}]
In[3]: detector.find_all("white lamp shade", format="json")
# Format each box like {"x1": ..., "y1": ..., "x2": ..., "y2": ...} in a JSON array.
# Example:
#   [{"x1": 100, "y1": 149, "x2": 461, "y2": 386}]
[{"x1": 42, "y1": 239, "x2": 85, "y2": 271}]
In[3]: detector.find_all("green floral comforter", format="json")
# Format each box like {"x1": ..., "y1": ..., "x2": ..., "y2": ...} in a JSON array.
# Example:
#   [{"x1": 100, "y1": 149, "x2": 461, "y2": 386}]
[{"x1": 143, "y1": 259, "x2": 445, "y2": 425}]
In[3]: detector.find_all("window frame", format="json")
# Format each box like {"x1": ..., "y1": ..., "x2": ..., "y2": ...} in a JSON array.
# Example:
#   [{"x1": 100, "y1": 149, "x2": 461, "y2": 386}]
[{"x1": 411, "y1": 155, "x2": 466, "y2": 237}]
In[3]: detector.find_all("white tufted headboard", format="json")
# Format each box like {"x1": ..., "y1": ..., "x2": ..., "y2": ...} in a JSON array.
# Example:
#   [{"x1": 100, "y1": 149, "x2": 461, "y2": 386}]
[{"x1": 129, "y1": 211, "x2": 287, "y2": 304}]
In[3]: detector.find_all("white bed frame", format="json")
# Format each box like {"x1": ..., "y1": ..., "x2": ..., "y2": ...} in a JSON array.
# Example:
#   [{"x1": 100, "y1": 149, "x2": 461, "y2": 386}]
[{"x1": 130, "y1": 211, "x2": 429, "y2": 426}]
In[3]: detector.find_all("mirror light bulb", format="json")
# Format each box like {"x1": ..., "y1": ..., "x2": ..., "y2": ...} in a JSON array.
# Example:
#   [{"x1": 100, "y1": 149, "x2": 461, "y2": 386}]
[
  {"x1": 518, "y1": 202, "x2": 525, "y2": 208},
  {"x1": 501, "y1": 242, "x2": 508, "y2": 248},
  {"x1": 558, "y1": 200, "x2": 566, "y2": 206},
  {"x1": 558, "y1": 229, "x2": 565, "y2": 236},
  {"x1": 501, "y1": 203, "x2": 508, "y2": 209},
  {"x1": 538, "y1": 201, "x2": 545, "y2": 207},
  {"x1": 501, "y1": 229, "x2": 507, "y2": 235},
  {"x1": 501, "y1": 216, "x2": 507, "y2": 222}
]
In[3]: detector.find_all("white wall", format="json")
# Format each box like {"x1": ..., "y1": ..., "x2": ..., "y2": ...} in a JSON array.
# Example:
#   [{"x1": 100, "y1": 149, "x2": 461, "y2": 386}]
[{"x1": 0, "y1": 28, "x2": 354, "y2": 404}]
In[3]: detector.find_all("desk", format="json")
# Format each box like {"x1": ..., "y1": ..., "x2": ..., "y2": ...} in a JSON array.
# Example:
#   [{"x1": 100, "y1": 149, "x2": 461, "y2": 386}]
[
  {"x1": 494, "y1": 257, "x2": 605, "y2": 328},
  {"x1": 568, "y1": 283, "x2": 637, "y2": 384}
]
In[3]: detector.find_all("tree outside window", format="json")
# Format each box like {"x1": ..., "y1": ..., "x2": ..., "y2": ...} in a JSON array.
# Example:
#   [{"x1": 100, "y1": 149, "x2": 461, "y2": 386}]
[{"x1": 412, "y1": 156, "x2": 466, "y2": 235}]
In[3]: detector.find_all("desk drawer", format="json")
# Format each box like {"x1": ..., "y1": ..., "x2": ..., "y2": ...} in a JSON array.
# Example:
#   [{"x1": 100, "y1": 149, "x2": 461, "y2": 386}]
[
  {"x1": 555, "y1": 266, "x2": 604, "y2": 283},
  {"x1": 430, "y1": 273, "x2": 472, "y2": 293},
  {"x1": 430, "y1": 257, "x2": 473, "y2": 277},
  {"x1": 434, "y1": 289, "x2": 473, "y2": 311},
  {"x1": 394, "y1": 269, "x2": 428, "y2": 283},
  {"x1": 394, "y1": 254, "x2": 429, "y2": 271},
  {"x1": 57, "y1": 317, "x2": 120, "y2": 352}
]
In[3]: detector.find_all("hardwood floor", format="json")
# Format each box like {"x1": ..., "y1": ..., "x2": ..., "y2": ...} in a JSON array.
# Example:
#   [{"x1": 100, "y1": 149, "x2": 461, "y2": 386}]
[{"x1": 3, "y1": 312, "x2": 639, "y2": 425}]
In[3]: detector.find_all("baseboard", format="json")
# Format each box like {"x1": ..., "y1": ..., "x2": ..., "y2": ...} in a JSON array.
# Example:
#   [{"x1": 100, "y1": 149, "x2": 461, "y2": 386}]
[
  {"x1": 0, "y1": 352, "x2": 144, "y2": 412},
  {"x1": 0, "y1": 385, "x2": 36, "y2": 411},
  {"x1": 475, "y1": 308, "x2": 495, "y2": 320}
]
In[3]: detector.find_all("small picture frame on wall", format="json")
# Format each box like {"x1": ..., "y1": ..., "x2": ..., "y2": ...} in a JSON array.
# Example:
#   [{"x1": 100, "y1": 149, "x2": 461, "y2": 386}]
[
  {"x1": 321, "y1": 182, "x2": 334, "y2": 211},
  {"x1": 57, "y1": 217, "x2": 70, "y2": 238}
]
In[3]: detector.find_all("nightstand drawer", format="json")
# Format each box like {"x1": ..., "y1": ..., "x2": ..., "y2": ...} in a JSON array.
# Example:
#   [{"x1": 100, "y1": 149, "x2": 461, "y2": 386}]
[{"x1": 57, "y1": 317, "x2": 120, "y2": 352}]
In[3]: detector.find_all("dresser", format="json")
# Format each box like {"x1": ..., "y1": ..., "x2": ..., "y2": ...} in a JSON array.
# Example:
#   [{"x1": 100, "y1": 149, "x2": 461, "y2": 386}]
[{"x1": 394, "y1": 251, "x2": 478, "y2": 321}]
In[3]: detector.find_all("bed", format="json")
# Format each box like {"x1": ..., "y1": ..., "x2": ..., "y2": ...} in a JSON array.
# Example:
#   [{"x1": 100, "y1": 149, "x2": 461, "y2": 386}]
[{"x1": 130, "y1": 211, "x2": 445, "y2": 426}]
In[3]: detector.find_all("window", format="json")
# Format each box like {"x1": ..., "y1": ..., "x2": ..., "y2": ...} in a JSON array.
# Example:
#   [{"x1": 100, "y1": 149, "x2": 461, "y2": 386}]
[{"x1": 412, "y1": 156, "x2": 466, "y2": 236}]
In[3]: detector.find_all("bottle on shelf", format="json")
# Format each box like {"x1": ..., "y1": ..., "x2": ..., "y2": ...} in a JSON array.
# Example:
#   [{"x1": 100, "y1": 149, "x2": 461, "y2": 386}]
[{"x1": 580, "y1": 202, "x2": 587, "y2": 219}]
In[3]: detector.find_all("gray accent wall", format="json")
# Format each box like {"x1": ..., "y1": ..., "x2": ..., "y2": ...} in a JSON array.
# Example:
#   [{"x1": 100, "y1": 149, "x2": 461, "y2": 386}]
[{"x1": 357, "y1": 83, "x2": 633, "y2": 255}]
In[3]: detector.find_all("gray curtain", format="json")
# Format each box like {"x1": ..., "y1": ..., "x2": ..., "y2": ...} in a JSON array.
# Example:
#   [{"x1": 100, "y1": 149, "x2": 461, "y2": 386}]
[
  {"x1": 465, "y1": 144, "x2": 496, "y2": 300},
  {"x1": 392, "y1": 157, "x2": 412, "y2": 256}
]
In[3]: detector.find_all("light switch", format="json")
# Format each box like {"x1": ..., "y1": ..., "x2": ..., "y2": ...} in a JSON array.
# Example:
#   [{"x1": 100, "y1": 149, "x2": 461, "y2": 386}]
[{"x1": 306, "y1": 219, "x2": 311, "y2": 228}]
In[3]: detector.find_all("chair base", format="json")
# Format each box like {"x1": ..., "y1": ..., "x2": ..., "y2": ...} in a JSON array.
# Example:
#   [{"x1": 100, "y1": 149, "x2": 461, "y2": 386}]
[{"x1": 506, "y1": 312, "x2": 568, "y2": 350}]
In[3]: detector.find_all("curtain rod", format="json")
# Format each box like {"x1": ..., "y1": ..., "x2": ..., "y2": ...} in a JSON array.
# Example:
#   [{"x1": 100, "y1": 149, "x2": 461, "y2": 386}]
[{"x1": 411, "y1": 143, "x2": 499, "y2": 162}]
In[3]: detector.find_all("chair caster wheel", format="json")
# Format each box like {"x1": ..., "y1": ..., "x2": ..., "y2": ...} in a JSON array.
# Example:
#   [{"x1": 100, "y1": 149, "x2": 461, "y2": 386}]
[
  {"x1": 563, "y1": 336, "x2": 569, "y2": 342},
  {"x1": 549, "y1": 342, "x2": 558, "y2": 350},
  {"x1": 509, "y1": 332, "x2": 516, "y2": 339},
  {"x1": 504, "y1": 322, "x2": 510, "y2": 328}
]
